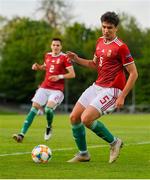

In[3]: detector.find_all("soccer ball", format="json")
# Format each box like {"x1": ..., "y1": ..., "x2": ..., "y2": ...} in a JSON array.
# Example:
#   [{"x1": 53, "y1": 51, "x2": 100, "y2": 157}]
[{"x1": 31, "y1": 144, "x2": 52, "y2": 163}]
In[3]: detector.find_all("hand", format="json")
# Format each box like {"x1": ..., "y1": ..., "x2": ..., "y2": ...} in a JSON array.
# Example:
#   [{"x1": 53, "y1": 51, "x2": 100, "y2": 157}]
[
  {"x1": 66, "y1": 51, "x2": 78, "y2": 62},
  {"x1": 48, "y1": 75, "x2": 60, "y2": 82},
  {"x1": 115, "y1": 94, "x2": 125, "y2": 109},
  {"x1": 32, "y1": 63, "x2": 39, "y2": 70}
]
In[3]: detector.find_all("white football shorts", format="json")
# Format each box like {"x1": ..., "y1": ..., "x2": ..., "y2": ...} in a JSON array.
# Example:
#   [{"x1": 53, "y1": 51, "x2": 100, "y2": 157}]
[
  {"x1": 78, "y1": 83, "x2": 122, "y2": 115},
  {"x1": 32, "y1": 88, "x2": 64, "y2": 109}
]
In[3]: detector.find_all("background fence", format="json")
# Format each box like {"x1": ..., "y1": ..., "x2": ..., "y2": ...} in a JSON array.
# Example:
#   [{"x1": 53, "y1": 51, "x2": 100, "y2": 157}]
[{"x1": 0, "y1": 101, "x2": 150, "y2": 114}]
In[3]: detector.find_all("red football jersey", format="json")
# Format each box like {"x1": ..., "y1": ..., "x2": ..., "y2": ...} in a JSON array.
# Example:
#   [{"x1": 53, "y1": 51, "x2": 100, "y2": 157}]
[
  {"x1": 94, "y1": 37, "x2": 134, "y2": 90},
  {"x1": 40, "y1": 52, "x2": 72, "y2": 91}
]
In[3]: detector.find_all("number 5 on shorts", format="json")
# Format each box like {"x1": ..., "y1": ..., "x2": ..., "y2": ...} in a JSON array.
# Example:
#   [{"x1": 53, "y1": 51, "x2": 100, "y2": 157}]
[{"x1": 99, "y1": 95, "x2": 110, "y2": 105}]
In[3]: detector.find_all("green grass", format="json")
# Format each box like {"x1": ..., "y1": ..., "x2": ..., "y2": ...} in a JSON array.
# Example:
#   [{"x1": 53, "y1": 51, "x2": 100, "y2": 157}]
[{"x1": 0, "y1": 114, "x2": 150, "y2": 179}]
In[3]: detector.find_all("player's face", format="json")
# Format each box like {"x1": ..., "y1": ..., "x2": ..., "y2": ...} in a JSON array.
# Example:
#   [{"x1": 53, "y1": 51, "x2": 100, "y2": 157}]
[
  {"x1": 51, "y1": 40, "x2": 62, "y2": 55},
  {"x1": 101, "y1": 22, "x2": 118, "y2": 42}
]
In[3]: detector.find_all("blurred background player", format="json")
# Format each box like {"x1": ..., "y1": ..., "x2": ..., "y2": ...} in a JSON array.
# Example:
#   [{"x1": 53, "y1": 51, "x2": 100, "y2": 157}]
[
  {"x1": 67, "y1": 12, "x2": 138, "y2": 163},
  {"x1": 13, "y1": 38, "x2": 75, "y2": 142}
]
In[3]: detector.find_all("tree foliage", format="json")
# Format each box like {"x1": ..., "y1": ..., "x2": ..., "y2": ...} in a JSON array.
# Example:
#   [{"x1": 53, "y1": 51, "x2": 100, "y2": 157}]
[
  {"x1": 0, "y1": 13, "x2": 150, "y2": 106},
  {"x1": 37, "y1": 0, "x2": 73, "y2": 29},
  {"x1": 0, "y1": 17, "x2": 57, "y2": 102},
  {"x1": 62, "y1": 23, "x2": 98, "y2": 103}
]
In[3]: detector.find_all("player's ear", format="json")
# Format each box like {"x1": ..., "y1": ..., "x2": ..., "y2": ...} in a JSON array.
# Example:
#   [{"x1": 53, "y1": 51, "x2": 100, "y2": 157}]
[{"x1": 115, "y1": 26, "x2": 118, "y2": 32}]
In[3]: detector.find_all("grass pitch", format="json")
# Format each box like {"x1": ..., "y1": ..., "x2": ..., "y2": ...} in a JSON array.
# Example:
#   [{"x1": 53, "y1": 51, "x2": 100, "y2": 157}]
[{"x1": 0, "y1": 114, "x2": 150, "y2": 179}]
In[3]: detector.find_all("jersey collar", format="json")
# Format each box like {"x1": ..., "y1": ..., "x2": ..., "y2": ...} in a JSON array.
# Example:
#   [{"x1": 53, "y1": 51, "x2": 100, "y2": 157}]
[
  {"x1": 51, "y1": 52, "x2": 63, "y2": 57},
  {"x1": 103, "y1": 37, "x2": 118, "y2": 45}
]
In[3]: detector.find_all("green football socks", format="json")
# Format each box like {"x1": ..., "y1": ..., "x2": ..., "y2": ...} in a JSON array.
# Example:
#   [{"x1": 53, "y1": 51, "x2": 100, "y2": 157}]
[
  {"x1": 20, "y1": 107, "x2": 38, "y2": 135},
  {"x1": 45, "y1": 106, "x2": 54, "y2": 127},
  {"x1": 72, "y1": 123, "x2": 87, "y2": 152},
  {"x1": 90, "y1": 120, "x2": 115, "y2": 143}
]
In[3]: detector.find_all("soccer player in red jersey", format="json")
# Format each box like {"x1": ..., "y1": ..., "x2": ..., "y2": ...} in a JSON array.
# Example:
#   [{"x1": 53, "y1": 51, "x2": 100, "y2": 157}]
[
  {"x1": 13, "y1": 38, "x2": 75, "y2": 142},
  {"x1": 67, "y1": 12, "x2": 138, "y2": 163}
]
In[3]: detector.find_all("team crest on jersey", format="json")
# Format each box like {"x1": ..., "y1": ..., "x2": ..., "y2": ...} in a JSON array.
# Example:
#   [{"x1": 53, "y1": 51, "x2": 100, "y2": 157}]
[
  {"x1": 107, "y1": 50, "x2": 112, "y2": 57},
  {"x1": 56, "y1": 59, "x2": 60, "y2": 64},
  {"x1": 101, "y1": 49, "x2": 105, "y2": 53}
]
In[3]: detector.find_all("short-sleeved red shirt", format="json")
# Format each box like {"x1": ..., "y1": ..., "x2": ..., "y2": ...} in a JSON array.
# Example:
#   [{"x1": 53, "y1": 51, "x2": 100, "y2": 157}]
[
  {"x1": 40, "y1": 52, "x2": 72, "y2": 91},
  {"x1": 94, "y1": 37, "x2": 134, "y2": 90}
]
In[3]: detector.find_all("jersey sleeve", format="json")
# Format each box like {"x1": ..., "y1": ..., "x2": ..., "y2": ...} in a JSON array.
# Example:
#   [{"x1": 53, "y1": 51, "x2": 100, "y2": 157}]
[
  {"x1": 94, "y1": 37, "x2": 101, "y2": 58},
  {"x1": 64, "y1": 55, "x2": 73, "y2": 68},
  {"x1": 44, "y1": 53, "x2": 48, "y2": 64},
  {"x1": 118, "y1": 44, "x2": 134, "y2": 66}
]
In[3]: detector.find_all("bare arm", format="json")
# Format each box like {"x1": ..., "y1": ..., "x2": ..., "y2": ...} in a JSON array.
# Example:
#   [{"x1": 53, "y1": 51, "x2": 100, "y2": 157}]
[
  {"x1": 66, "y1": 51, "x2": 97, "y2": 69},
  {"x1": 49, "y1": 66, "x2": 76, "y2": 82},
  {"x1": 64, "y1": 66, "x2": 76, "y2": 79},
  {"x1": 115, "y1": 63, "x2": 138, "y2": 109},
  {"x1": 32, "y1": 63, "x2": 45, "y2": 71}
]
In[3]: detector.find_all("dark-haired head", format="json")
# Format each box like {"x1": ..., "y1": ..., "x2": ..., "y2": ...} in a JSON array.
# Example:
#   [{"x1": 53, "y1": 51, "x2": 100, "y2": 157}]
[
  {"x1": 52, "y1": 38, "x2": 62, "y2": 44},
  {"x1": 101, "y1": 12, "x2": 119, "y2": 27}
]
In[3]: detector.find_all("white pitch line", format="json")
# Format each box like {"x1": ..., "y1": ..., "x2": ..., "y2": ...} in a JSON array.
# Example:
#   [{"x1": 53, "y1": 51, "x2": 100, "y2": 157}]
[{"x1": 0, "y1": 141, "x2": 150, "y2": 157}]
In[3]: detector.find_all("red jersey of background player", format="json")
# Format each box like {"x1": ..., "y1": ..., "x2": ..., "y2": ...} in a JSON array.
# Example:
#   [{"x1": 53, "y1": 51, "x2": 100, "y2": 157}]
[
  {"x1": 40, "y1": 52, "x2": 72, "y2": 91},
  {"x1": 94, "y1": 37, "x2": 134, "y2": 90}
]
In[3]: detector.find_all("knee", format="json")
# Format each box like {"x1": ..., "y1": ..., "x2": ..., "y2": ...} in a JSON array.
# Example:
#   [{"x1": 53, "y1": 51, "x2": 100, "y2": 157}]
[
  {"x1": 32, "y1": 102, "x2": 41, "y2": 110},
  {"x1": 70, "y1": 113, "x2": 80, "y2": 124},
  {"x1": 81, "y1": 114, "x2": 91, "y2": 128}
]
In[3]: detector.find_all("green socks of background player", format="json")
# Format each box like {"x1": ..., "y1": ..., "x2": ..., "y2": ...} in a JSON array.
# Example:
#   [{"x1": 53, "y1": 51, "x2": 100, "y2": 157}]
[
  {"x1": 90, "y1": 120, "x2": 115, "y2": 143},
  {"x1": 20, "y1": 106, "x2": 54, "y2": 136},
  {"x1": 20, "y1": 107, "x2": 38, "y2": 135},
  {"x1": 72, "y1": 120, "x2": 116, "y2": 153},
  {"x1": 45, "y1": 106, "x2": 54, "y2": 128}
]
